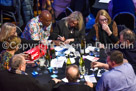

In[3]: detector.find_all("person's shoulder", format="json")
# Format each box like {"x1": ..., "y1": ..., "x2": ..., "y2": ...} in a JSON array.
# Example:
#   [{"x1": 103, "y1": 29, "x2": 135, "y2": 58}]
[
  {"x1": 57, "y1": 20, "x2": 65, "y2": 25},
  {"x1": 26, "y1": 16, "x2": 39, "y2": 26},
  {"x1": 0, "y1": 70, "x2": 10, "y2": 77}
]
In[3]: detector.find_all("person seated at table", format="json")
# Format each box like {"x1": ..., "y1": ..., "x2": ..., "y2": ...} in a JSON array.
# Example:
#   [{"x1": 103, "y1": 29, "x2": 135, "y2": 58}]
[
  {"x1": 21, "y1": 10, "x2": 53, "y2": 44},
  {"x1": 115, "y1": 28, "x2": 136, "y2": 74},
  {"x1": 86, "y1": 9, "x2": 119, "y2": 45},
  {"x1": 53, "y1": 64, "x2": 94, "y2": 91},
  {"x1": 0, "y1": 54, "x2": 61, "y2": 91},
  {"x1": 50, "y1": 11, "x2": 85, "y2": 44},
  {"x1": 0, "y1": 36, "x2": 21, "y2": 70},
  {"x1": 92, "y1": 50, "x2": 136, "y2": 91},
  {"x1": 108, "y1": 0, "x2": 135, "y2": 18},
  {"x1": 0, "y1": 22, "x2": 39, "y2": 53}
]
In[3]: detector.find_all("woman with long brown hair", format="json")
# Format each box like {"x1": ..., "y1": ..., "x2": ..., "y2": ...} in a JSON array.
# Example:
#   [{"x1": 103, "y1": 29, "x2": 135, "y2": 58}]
[{"x1": 86, "y1": 9, "x2": 119, "y2": 45}]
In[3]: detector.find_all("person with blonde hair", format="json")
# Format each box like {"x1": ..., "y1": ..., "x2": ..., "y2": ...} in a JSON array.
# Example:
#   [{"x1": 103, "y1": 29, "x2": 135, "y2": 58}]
[
  {"x1": 50, "y1": 11, "x2": 85, "y2": 44},
  {"x1": 0, "y1": 36, "x2": 21, "y2": 70},
  {"x1": 0, "y1": 22, "x2": 39, "y2": 53},
  {"x1": 86, "y1": 9, "x2": 119, "y2": 45},
  {"x1": 0, "y1": 23, "x2": 17, "y2": 42}
]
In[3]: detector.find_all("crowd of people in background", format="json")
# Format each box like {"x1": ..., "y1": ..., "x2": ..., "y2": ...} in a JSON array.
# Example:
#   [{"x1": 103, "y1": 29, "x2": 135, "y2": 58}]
[{"x1": 0, "y1": 0, "x2": 136, "y2": 91}]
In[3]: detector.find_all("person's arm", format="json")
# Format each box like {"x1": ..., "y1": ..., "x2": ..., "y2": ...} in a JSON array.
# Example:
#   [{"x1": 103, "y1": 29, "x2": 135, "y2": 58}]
[
  {"x1": 102, "y1": 22, "x2": 119, "y2": 44},
  {"x1": 96, "y1": 75, "x2": 106, "y2": 91},
  {"x1": 15, "y1": 38, "x2": 39, "y2": 54},
  {"x1": 28, "y1": 23, "x2": 41, "y2": 40},
  {"x1": 91, "y1": 61, "x2": 109, "y2": 70}
]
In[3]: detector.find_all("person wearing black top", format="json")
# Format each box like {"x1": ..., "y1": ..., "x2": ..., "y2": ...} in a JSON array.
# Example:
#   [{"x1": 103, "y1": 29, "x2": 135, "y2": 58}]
[
  {"x1": 50, "y1": 11, "x2": 85, "y2": 44},
  {"x1": 53, "y1": 65, "x2": 94, "y2": 91},
  {"x1": 86, "y1": 10, "x2": 118, "y2": 45},
  {"x1": 0, "y1": 54, "x2": 60, "y2": 91}
]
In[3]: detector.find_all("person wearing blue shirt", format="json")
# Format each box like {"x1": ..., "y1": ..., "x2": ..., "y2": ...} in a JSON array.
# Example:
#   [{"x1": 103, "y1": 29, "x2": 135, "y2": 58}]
[{"x1": 92, "y1": 50, "x2": 136, "y2": 91}]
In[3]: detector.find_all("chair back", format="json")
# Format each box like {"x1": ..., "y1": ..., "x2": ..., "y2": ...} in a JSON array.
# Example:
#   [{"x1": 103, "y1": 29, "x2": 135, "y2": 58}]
[{"x1": 113, "y1": 12, "x2": 135, "y2": 30}]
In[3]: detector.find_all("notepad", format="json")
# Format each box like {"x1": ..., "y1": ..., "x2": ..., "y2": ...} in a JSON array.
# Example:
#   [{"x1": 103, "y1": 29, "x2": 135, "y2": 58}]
[
  {"x1": 99, "y1": 0, "x2": 110, "y2": 3},
  {"x1": 84, "y1": 75, "x2": 97, "y2": 83}
]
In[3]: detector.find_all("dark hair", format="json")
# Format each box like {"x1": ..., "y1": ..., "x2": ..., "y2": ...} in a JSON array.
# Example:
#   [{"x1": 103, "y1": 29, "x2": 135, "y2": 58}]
[
  {"x1": 107, "y1": 50, "x2": 123, "y2": 64},
  {"x1": 120, "y1": 28, "x2": 135, "y2": 43},
  {"x1": 65, "y1": 65, "x2": 80, "y2": 82}
]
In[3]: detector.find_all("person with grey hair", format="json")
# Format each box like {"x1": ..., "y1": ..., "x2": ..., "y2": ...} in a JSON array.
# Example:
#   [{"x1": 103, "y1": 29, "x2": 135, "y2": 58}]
[
  {"x1": 118, "y1": 28, "x2": 136, "y2": 74},
  {"x1": 0, "y1": 54, "x2": 61, "y2": 91},
  {"x1": 50, "y1": 11, "x2": 85, "y2": 44}
]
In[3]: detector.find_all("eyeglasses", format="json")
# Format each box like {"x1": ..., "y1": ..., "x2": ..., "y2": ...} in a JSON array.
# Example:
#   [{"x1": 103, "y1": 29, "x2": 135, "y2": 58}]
[{"x1": 99, "y1": 18, "x2": 108, "y2": 22}]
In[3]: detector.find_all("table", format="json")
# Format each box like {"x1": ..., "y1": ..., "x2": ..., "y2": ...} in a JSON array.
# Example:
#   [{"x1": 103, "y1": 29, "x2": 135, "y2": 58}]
[{"x1": 26, "y1": 46, "x2": 107, "y2": 85}]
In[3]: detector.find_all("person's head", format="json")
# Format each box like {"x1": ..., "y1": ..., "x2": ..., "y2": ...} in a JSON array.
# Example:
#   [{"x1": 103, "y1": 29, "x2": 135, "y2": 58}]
[
  {"x1": 10, "y1": 54, "x2": 26, "y2": 71},
  {"x1": 64, "y1": 11, "x2": 84, "y2": 31},
  {"x1": 0, "y1": 23, "x2": 17, "y2": 42},
  {"x1": 39, "y1": 10, "x2": 52, "y2": 27},
  {"x1": 120, "y1": 28, "x2": 135, "y2": 46},
  {"x1": 66, "y1": 65, "x2": 80, "y2": 82},
  {"x1": 6, "y1": 36, "x2": 21, "y2": 51},
  {"x1": 107, "y1": 50, "x2": 123, "y2": 68},
  {"x1": 95, "y1": 9, "x2": 111, "y2": 25}
]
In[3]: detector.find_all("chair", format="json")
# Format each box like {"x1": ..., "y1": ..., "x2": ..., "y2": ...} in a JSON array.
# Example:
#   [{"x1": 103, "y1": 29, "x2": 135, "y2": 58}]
[
  {"x1": 113, "y1": 12, "x2": 135, "y2": 30},
  {"x1": 0, "y1": 1, "x2": 17, "y2": 25}
]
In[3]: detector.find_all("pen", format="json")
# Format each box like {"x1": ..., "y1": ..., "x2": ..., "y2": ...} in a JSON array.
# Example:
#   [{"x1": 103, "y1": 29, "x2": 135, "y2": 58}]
[{"x1": 58, "y1": 35, "x2": 62, "y2": 37}]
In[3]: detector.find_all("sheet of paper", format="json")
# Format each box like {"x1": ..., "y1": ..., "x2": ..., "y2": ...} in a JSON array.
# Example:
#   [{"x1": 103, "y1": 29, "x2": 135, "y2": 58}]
[
  {"x1": 99, "y1": 0, "x2": 111, "y2": 3},
  {"x1": 62, "y1": 77, "x2": 80, "y2": 83},
  {"x1": 51, "y1": 57, "x2": 66, "y2": 68},
  {"x1": 54, "y1": 46, "x2": 65, "y2": 52},
  {"x1": 84, "y1": 75, "x2": 97, "y2": 83},
  {"x1": 83, "y1": 55, "x2": 99, "y2": 62}
]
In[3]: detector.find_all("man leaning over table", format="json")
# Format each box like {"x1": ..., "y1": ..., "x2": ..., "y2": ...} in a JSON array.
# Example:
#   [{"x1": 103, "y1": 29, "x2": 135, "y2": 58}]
[
  {"x1": 92, "y1": 50, "x2": 136, "y2": 91},
  {"x1": 0, "y1": 54, "x2": 61, "y2": 91},
  {"x1": 53, "y1": 64, "x2": 94, "y2": 91},
  {"x1": 21, "y1": 10, "x2": 61, "y2": 45}
]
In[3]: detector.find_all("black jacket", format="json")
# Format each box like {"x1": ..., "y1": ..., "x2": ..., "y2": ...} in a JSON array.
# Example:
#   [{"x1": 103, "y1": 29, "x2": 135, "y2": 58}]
[
  {"x1": 50, "y1": 20, "x2": 85, "y2": 43},
  {"x1": 53, "y1": 83, "x2": 94, "y2": 91},
  {"x1": 0, "y1": 70, "x2": 55, "y2": 91}
]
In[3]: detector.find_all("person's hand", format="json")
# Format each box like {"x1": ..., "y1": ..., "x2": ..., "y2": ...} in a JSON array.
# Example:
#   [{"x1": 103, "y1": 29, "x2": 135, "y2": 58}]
[
  {"x1": 99, "y1": 43, "x2": 105, "y2": 49},
  {"x1": 20, "y1": 53, "x2": 30, "y2": 60},
  {"x1": 86, "y1": 81, "x2": 93, "y2": 88},
  {"x1": 52, "y1": 78, "x2": 61, "y2": 84},
  {"x1": 64, "y1": 39, "x2": 74, "y2": 44},
  {"x1": 57, "y1": 36, "x2": 65, "y2": 41},
  {"x1": 102, "y1": 24, "x2": 112, "y2": 36},
  {"x1": 123, "y1": 59, "x2": 128, "y2": 63}
]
